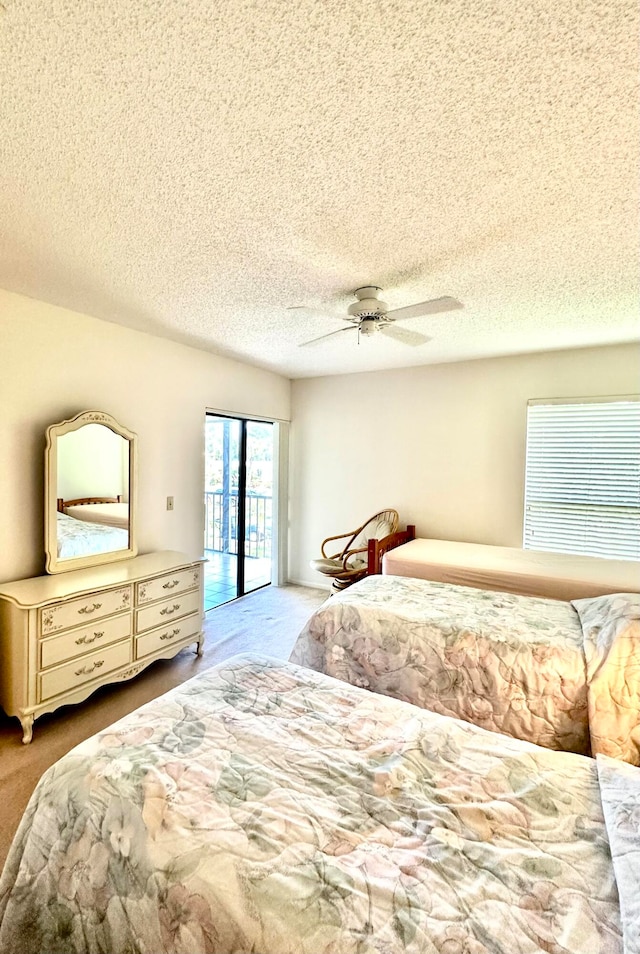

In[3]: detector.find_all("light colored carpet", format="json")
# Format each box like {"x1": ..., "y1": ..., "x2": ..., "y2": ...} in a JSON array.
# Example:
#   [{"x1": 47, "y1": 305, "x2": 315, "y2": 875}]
[{"x1": 0, "y1": 582, "x2": 327, "y2": 872}]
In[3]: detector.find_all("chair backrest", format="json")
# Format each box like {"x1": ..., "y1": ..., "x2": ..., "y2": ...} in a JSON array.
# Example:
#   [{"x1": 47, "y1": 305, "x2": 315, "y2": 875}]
[{"x1": 348, "y1": 509, "x2": 399, "y2": 551}]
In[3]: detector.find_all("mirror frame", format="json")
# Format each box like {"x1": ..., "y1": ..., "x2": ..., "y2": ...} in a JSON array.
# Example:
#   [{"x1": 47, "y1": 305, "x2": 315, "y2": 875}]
[{"x1": 45, "y1": 410, "x2": 138, "y2": 574}]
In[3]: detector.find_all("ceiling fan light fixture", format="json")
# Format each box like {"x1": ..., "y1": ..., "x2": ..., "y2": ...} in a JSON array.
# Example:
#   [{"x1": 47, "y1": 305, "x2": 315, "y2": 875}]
[{"x1": 358, "y1": 317, "x2": 378, "y2": 337}]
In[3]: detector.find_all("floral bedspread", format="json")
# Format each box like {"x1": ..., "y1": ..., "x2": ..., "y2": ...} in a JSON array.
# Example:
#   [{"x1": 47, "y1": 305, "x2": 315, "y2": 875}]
[
  {"x1": 573, "y1": 592, "x2": 640, "y2": 765},
  {"x1": 0, "y1": 653, "x2": 632, "y2": 954},
  {"x1": 57, "y1": 511, "x2": 128, "y2": 558},
  {"x1": 597, "y1": 755, "x2": 640, "y2": 954},
  {"x1": 291, "y1": 575, "x2": 590, "y2": 754}
]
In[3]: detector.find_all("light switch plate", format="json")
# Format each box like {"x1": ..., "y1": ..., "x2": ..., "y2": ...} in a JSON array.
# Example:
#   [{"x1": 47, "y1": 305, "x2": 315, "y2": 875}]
[{"x1": 166, "y1": 496, "x2": 174, "y2": 511}]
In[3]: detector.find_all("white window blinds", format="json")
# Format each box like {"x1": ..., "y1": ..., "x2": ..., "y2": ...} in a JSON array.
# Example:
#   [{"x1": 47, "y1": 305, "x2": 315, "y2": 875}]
[{"x1": 523, "y1": 397, "x2": 640, "y2": 561}]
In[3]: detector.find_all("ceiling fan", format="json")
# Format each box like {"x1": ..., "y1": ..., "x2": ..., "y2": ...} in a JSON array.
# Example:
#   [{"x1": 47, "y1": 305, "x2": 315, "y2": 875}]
[{"x1": 297, "y1": 286, "x2": 463, "y2": 348}]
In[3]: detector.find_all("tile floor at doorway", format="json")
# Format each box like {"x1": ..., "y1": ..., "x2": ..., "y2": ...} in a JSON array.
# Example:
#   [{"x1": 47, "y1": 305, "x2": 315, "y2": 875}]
[{"x1": 203, "y1": 549, "x2": 271, "y2": 611}]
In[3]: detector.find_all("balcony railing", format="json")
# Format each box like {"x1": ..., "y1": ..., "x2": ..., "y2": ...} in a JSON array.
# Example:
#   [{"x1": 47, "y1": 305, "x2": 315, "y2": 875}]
[{"x1": 204, "y1": 491, "x2": 272, "y2": 559}]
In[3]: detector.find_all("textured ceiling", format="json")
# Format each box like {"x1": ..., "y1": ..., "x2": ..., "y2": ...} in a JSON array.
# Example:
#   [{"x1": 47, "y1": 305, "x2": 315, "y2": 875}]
[{"x1": 0, "y1": 0, "x2": 638, "y2": 379}]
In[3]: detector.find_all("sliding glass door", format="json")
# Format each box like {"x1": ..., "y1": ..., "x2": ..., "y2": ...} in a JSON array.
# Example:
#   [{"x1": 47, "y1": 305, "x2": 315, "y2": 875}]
[{"x1": 204, "y1": 414, "x2": 273, "y2": 610}]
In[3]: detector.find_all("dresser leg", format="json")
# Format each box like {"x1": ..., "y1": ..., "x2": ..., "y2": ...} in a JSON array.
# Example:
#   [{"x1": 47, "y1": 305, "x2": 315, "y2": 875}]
[
  {"x1": 20, "y1": 715, "x2": 34, "y2": 745},
  {"x1": 196, "y1": 634, "x2": 205, "y2": 657}
]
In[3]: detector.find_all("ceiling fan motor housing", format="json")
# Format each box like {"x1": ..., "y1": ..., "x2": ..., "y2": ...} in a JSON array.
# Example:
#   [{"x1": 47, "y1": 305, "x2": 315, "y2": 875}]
[{"x1": 348, "y1": 286, "x2": 389, "y2": 319}]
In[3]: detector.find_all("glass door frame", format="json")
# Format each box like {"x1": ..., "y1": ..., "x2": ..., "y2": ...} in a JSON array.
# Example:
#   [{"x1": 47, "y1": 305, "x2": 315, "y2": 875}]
[
  {"x1": 204, "y1": 409, "x2": 288, "y2": 608},
  {"x1": 236, "y1": 418, "x2": 248, "y2": 596}
]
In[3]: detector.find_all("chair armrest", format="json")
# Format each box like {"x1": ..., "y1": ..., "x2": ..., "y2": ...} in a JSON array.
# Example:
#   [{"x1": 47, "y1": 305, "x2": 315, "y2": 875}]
[
  {"x1": 341, "y1": 544, "x2": 368, "y2": 570},
  {"x1": 321, "y1": 529, "x2": 357, "y2": 559}
]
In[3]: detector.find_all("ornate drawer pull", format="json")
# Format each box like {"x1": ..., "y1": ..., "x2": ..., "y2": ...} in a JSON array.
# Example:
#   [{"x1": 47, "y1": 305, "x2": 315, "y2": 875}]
[
  {"x1": 74, "y1": 659, "x2": 105, "y2": 676},
  {"x1": 75, "y1": 631, "x2": 104, "y2": 645},
  {"x1": 78, "y1": 602, "x2": 102, "y2": 616},
  {"x1": 162, "y1": 579, "x2": 181, "y2": 590},
  {"x1": 160, "y1": 603, "x2": 181, "y2": 616},
  {"x1": 160, "y1": 628, "x2": 181, "y2": 641}
]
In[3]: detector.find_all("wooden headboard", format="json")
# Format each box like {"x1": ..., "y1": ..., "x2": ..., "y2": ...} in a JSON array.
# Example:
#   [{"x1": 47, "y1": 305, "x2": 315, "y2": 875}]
[
  {"x1": 57, "y1": 495, "x2": 123, "y2": 513},
  {"x1": 367, "y1": 524, "x2": 416, "y2": 575}
]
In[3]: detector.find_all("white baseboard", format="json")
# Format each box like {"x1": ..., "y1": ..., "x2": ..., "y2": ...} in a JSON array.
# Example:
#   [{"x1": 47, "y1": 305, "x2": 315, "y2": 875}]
[{"x1": 285, "y1": 577, "x2": 330, "y2": 592}]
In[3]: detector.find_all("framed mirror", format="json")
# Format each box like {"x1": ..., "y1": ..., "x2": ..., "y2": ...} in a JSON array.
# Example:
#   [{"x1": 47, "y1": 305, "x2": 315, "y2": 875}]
[{"x1": 45, "y1": 410, "x2": 138, "y2": 573}]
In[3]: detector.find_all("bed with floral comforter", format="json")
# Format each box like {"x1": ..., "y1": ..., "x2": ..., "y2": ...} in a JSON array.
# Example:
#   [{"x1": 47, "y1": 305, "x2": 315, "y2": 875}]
[
  {"x1": 0, "y1": 654, "x2": 638, "y2": 954},
  {"x1": 57, "y1": 511, "x2": 128, "y2": 558},
  {"x1": 290, "y1": 578, "x2": 640, "y2": 762}
]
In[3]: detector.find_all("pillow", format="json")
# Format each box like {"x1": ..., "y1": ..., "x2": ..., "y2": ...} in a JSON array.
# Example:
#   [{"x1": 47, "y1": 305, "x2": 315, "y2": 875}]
[{"x1": 572, "y1": 593, "x2": 640, "y2": 765}]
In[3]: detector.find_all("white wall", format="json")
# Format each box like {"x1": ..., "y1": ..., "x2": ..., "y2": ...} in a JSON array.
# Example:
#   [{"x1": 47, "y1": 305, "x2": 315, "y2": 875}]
[
  {"x1": 57, "y1": 424, "x2": 128, "y2": 500},
  {"x1": 289, "y1": 343, "x2": 640, "y2": 587},
  {"x1": 0, "y1": 289, "x2": 290, "y2": 583}
]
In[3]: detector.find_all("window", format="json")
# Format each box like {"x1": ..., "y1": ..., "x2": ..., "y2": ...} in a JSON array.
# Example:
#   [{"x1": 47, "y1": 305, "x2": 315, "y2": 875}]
[{"x1": 523, "y1": 397, "x2": 640, "y2": 561}]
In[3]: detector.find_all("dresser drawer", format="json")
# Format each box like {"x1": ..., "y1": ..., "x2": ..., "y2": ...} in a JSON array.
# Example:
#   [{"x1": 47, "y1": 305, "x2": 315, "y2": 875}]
[
  {"x1": 136, "y1": 566, "x2": 201, "y2": 606},
  {"x1": 38, "y1": 640, "x2": 132, "y2": 702},
  {"x1": 135, "y1": 612, "x2": 201, "y2": 659},
  {"x1": 40, "y1": 586, "x2": 132, "y2": 636},
  {"x1": 135, "y1": 589, "x2": 201, "y2": 634},
  {"x1": 40, "y1": 613, "x2": 132, "y2": 669}
]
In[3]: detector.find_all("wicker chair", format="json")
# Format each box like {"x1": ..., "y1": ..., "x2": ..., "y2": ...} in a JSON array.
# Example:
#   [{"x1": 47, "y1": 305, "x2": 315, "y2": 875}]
[{"x1": 310, "y1": 509, "x2": 399, "y2": 593}]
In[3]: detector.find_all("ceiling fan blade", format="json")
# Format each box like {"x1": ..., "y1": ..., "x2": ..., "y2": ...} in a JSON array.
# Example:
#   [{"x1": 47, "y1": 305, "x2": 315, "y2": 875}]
[
  {"x1": 299, "y1": 326, "x2": 357, "y2": 347},
  {"x1": 386, "y1": 296, "x2": 463, "y2": 322},
  {"x1": 380, "y1": 325, "x2": 431, "y2": 347}
]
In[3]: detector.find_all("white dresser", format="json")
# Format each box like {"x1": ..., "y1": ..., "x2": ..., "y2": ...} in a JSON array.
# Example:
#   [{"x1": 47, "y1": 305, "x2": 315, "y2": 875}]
[{"x1": 0, "y1": 551, "x2": 205, "y2": 743}]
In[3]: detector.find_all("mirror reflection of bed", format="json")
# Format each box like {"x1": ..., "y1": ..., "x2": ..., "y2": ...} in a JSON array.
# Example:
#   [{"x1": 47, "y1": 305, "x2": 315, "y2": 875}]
[{"x1": 55, "y1": 495, "x2": 130, "y2": 559}]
